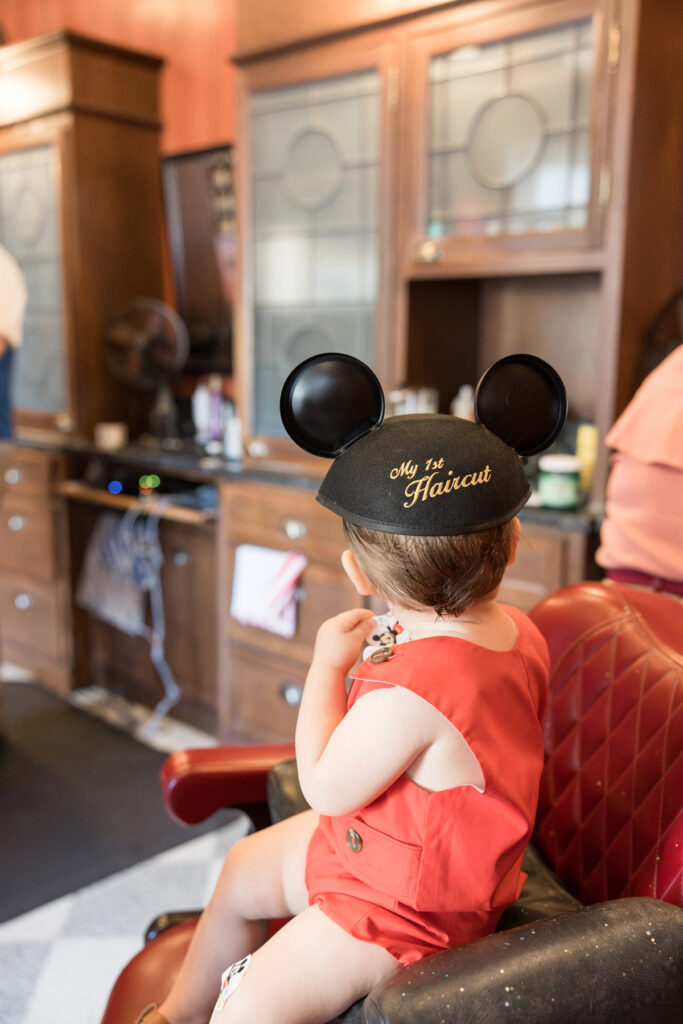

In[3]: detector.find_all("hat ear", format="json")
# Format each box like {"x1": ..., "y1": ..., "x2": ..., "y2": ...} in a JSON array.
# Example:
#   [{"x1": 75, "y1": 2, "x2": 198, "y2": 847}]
[
  {"x1": 280, "y1": 353, "x2": 385, "y2": 458},
  {"x1": 474, "y1": 354, "x2": 567, "y2": 457}
]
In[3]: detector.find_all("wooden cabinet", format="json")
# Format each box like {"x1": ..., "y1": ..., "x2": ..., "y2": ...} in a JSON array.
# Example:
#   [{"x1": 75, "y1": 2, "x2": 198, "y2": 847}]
[
  {"x1": 66, "y1": 491, "x2": 219, "y2": 734},
  {"x1": 401, "y1": 0, "x2": 614, "y2": 265},
  {"x1": 0, "y1": 445, "x2": 71, "y2": 693},
  {"x1": 0, "y1": 31, "x2": 165, "y2": 439},
  {"x1": 219, "y1": 478, "x2": 360, "y2": 742},
  {"x1": 234, "y1": 32, "x2": 401, "y2": 457},
  {"x1": 235, "y1": 0, "x2": 682, "y2": 507}
]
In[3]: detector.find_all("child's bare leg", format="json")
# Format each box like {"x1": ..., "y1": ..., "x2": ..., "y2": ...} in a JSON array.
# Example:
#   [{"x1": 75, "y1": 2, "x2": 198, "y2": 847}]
[
  {"x1": 207, "y1": 904, "x2": 398, "y2": 1024},
  {"x1": 158, "y1": 809, "x2": 318, "y2": 1024}
]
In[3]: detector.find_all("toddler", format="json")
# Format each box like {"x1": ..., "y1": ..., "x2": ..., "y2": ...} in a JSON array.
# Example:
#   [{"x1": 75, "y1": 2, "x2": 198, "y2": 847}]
[{"x1": 136, "y1": 352, "x2": 563, "y2": 1024}]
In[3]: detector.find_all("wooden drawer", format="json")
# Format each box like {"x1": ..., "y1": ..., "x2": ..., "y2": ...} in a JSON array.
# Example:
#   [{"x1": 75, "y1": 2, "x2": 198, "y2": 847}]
[
  {"x1": 224, "y1": 646, "x2": 306, "y2": 742},
  {"x1": 0, "y1": 446, "x2": 61, "y2": 498},
  {"x1": 223, "y1": 480, "x2": 347, "y2": 565},
  {"x1": 0, "y1": 572, "x2": 69, "y2": 662},
  {"x1": 226, "y1": 551, "x2": 359, "y2": 662},
  {"x1": 0, "y1": 495, "x2": 62, "y2": 581}
]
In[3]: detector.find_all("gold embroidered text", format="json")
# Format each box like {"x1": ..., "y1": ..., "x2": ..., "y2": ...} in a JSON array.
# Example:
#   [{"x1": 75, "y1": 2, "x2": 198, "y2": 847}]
[{"x1": 402, "y1": 466, "x2": 492, "y2": 508}]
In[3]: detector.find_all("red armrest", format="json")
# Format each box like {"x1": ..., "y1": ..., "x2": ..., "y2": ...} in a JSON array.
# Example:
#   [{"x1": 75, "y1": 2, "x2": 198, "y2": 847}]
[{"x1": 160, "y1": 743, "x2": 296, "y2": 825}]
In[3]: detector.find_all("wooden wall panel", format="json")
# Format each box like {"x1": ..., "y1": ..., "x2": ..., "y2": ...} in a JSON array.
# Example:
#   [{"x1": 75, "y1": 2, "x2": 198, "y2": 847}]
[
  {"x1": 235, "y1": 0, "x2": 453, "y2": 58},
  {"x1": 0, "y1": 0, "x2": 237, "y2": 153}
]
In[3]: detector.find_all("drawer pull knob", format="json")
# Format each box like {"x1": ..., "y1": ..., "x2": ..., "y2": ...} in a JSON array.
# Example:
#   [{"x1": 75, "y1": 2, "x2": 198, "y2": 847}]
[
  {"x1": 8, "y1": 515, "x2": 26, "y2": 532},
  {"x1": 279, "y1": 681, "x2": 303, "y2": 707},
  {"x1": 281, "y1": 517, "x2": 307, "y2": 541},
  {"x1": 14, "y1": 593, "x2": 33, "y2": 611},
  {"x1": 173, "y1": 550, "x2": 190, "y2": 567},
  {"x1": 4, "y1": 468, "x2": 21, "y2": 485}
]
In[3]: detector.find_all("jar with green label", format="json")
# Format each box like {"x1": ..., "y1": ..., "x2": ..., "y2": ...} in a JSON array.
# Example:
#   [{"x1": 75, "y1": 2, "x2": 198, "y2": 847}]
[{"x1": 537, "y1": 454, "x2": 581, "y2": 510}]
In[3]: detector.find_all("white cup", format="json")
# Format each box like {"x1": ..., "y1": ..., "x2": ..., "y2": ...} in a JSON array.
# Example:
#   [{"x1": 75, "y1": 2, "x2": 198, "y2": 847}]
[{"x1": 94, "y1": 422, "x2": 129, "y2": 451}]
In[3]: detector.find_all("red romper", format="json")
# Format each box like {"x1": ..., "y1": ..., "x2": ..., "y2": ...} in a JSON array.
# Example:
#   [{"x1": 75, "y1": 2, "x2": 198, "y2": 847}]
[{"x1": 305, "y1": 604, "x2": 549, "y2": 965}]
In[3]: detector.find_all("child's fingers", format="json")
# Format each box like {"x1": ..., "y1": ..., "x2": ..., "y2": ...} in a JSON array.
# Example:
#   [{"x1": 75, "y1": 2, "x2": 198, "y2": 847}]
[{"x1": 338, "y1": 608, "x2": 376, "y2": 632}]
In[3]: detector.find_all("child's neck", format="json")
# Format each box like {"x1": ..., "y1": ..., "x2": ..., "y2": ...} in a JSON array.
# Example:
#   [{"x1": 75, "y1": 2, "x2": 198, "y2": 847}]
[{"x1": 389, "y1": 593, "x2": 518, "y2": 650}]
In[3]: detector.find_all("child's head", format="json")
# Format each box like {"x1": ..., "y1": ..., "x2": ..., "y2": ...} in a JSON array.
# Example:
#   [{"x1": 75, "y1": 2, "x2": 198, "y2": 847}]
[
  {"x1": 343, "y1": 518, "x2": 518, "y2": 618},
  {"x1": 280, "y1": 354, "x2": 566, "y2": 604}
]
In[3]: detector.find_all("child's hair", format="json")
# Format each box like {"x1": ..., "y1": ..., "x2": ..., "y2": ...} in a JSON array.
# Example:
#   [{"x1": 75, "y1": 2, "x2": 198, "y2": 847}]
[{"x1": 343, "y1": 519, "x2": 517, "y2": 618}]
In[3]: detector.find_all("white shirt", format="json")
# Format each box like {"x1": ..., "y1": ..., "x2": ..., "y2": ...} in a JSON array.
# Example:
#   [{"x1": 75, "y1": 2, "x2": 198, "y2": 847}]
[{"x1": 0, "y1": 244, "x2": 28, "y2": 347}]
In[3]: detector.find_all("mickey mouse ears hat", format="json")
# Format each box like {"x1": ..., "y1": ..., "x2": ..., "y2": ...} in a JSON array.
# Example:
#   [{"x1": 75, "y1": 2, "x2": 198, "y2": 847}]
[{"x1": 280, "y1": 353, "x2": 566, "y2": 536}]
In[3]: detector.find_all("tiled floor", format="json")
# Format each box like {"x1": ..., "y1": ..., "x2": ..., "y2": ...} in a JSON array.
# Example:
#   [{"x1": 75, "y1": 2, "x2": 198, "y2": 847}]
[
  {"x1": 0, "y1": 816, "x2": 250, "y2": 1024},
  {"x1": 0, "y1": 675, "x2": 250, "y2": 1024}
]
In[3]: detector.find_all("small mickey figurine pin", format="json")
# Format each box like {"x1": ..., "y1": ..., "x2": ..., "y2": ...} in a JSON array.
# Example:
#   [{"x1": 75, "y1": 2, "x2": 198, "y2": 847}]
[{"x1": 280, "y1": 351, "x2": 567, "y2": 537}]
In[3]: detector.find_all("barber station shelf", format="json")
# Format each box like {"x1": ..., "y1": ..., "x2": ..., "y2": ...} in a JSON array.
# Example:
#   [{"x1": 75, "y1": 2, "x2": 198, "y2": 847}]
[{"x1": 56, "y1": 480, "x2": 217, "y2": 525}]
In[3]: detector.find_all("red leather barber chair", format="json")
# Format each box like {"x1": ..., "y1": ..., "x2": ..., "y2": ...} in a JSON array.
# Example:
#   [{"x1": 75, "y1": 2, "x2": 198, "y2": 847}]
[{"x1": 101, "y1": 582, "x2": 683, "y2": 1023}]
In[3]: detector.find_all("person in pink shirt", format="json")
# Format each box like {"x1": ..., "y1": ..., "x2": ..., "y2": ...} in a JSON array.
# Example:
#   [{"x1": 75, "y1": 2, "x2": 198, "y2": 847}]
[{"x1": 596, "y1": 345, "x2": 683, "y2": 593}]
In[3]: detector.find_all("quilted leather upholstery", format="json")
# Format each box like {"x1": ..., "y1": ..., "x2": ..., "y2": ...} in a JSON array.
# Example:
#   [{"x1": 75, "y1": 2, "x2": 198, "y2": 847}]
[{"x1": 530, "y1": 582, "x2": 683, "y2": 907}]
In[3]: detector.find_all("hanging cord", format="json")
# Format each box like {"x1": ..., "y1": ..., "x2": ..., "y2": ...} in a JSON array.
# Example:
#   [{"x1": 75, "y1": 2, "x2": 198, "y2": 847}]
[{"x1": 103, "y1": 500, "x2": 181, "y2": 736}]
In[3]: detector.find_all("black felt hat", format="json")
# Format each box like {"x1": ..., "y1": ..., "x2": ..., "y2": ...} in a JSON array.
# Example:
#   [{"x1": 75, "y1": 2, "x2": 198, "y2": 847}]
[{"x1": 280, "y1": 353, "x2": 566, "y2": 536}]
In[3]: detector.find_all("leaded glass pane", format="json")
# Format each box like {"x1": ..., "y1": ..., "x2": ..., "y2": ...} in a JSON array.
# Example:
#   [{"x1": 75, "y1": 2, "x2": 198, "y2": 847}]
[
  {"x1": 0, "y1": 144, "x2": 67, "y2": 413},
  {"x1": 249, "y1": 70, "x2": 380, "y2": 438},
  {"x1": 426, "y1": 18, "x2": 595, "y2": 239}
]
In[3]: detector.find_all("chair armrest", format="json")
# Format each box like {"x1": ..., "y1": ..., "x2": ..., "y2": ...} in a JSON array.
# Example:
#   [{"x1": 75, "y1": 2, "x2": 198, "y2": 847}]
[
  {"x1": 267, "y1": 757, "x2": 310, "y2": 823},
  {"x1": 361, "y1": 898, "x2": 683, "y2": 1024},
  {"x1": 160, "y1": 743, "x2": 295, "y2": 825}
]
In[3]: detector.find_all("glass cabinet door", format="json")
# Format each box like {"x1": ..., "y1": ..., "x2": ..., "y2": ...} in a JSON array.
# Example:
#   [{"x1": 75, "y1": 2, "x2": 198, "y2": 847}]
[
  {"x1": 405, "y1": 1, "x2": 612, "y2": 266},
  {"x1": 243, "y1": 56, "x2": 394, "y2": 447},
  {"x1": 0, "y1": 144, "x2": 68, "y2": 417}
]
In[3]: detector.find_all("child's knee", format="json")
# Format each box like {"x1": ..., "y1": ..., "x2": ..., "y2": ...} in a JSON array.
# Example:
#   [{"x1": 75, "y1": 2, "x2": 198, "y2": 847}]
[{"x1": 211, "y1": 838, "x2": 254, "y2": 908}]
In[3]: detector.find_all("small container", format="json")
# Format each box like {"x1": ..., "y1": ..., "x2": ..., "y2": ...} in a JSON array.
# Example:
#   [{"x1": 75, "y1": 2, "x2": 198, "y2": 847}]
[
  {"x1": 537, "y1": 454, "x2": 581, "y2": 510},
  {"x1": 94, "y1": 421, "x2": 128, "y2": 451}
]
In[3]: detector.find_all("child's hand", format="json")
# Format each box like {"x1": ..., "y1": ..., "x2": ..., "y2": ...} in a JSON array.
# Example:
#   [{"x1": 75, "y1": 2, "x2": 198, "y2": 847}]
[{"x1": 312, "y1": 608, "x2": 376, "y2": 675}]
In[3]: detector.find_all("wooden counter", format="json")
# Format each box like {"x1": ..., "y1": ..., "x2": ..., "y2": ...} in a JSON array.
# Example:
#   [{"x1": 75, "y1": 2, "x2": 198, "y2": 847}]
[{"x1": 1, "y1": 440, "x2": 600, "y2": 740}]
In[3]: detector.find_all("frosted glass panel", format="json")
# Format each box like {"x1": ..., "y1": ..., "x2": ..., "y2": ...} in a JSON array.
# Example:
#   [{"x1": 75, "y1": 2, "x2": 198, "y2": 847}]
[
  {"x1": 249, "y1": 70, "x2": 380, "y2": 437},
  {"x1": 0, "y1": 144, "x2": 67, "y2": 413},
  {"x1": 426, "y1": 18, "x2": 594, "y2": 239}
]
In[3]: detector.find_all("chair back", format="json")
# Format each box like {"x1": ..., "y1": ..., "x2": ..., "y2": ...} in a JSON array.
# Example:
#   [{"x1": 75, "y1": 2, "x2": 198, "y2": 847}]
[{"x1": 529, "y1": 582, "x2": 682, "y2": 907}]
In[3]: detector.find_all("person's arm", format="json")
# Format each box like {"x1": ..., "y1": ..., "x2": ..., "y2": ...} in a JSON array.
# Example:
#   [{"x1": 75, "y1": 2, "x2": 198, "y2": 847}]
[{"x1": 295, "y1": 609, "x2": 434, "y2": 816}]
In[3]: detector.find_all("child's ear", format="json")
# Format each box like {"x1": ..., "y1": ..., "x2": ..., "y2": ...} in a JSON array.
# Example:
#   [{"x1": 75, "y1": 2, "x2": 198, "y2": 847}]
[
  {"x1": 507, "y1": 518, "x2": 522, "y2": 567},
  {"x1": 341, "y1": 549, "x2": 375, "y2": 596}
]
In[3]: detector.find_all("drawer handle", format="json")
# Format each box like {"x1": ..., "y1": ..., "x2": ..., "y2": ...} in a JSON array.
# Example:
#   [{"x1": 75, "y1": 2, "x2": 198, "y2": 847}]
[
  {"x1": 8, "y1": 515, "x2": 26, "y2": 532},
  {"x1": 280, "y1": 517, "x2": 307, "y2": 541},
  {"x1": 14, "y1": 592, "x2": 33, "y2": 611},
  {"x1": 279, "y1": 681, "x2": 303, "y2": 707},
  {"x1": 4, "y1": 468, "x2": 21, "y2": 485},
  {"x1": 172, "y1": 549, "x2": 191, "y2": 567}
]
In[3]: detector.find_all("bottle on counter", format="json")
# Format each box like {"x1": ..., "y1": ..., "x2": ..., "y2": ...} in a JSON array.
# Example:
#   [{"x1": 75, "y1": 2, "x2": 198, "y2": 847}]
[
  {"x1": 450, "y1": 384, "x2": 475, "y2": 421},
  {"x1": 223, "y1": 400, "x2": 243, "y2": 460},
  {"x1": 207, "y1": 374, "x2": 224, "y2": 446},
  {"x1": 575, "y1": 422, "x2": 599, "y2": 493},
  {"x1": 192, "y1": 382, "x2": 211, "y2": 446}
]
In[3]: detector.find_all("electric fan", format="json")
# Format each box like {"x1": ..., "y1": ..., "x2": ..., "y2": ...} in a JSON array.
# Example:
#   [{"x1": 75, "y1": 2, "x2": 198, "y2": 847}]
[{"x1": 102, "y1": 298, "x2": 190, "y2": 439}]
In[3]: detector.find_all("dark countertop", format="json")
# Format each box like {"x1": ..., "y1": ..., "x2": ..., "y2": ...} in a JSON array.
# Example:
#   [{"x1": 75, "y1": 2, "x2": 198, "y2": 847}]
[{"x1": 12, "y1": 433, "x2": 603, "y2": 531}]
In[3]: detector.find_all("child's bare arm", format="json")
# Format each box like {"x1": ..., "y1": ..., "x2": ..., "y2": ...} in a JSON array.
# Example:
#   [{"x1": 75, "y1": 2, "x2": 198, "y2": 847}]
[{"x1": 295, "y1": 609, "x2": 433, "y2": 815}]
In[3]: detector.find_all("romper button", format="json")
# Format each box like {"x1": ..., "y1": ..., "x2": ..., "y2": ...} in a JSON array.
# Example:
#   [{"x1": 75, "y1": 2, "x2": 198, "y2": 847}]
[
  {"x1": 346, "y1": 828, "x2": 363, "y2": 853},
  {"x1": 369, "y1": 647, "x2": 394, "y2": 663}
]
